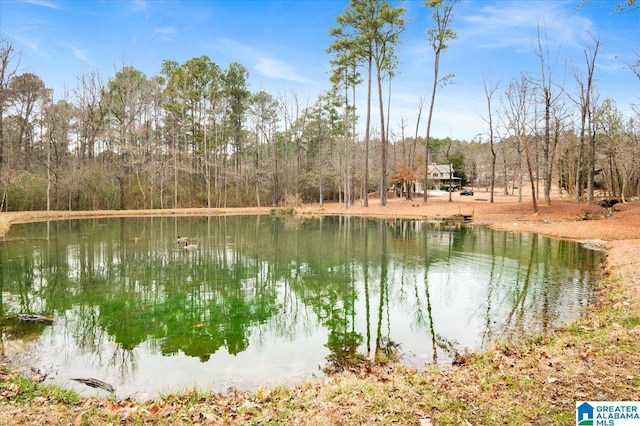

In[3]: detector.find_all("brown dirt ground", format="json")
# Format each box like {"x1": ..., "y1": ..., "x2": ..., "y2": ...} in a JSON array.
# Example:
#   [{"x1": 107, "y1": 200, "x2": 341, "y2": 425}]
[
  {"x1": 1, "y1": 191, "x2": 639, "y2": 424},
  {"x1": 304, "y1": 192, "x2": 640, "y2": 242}
]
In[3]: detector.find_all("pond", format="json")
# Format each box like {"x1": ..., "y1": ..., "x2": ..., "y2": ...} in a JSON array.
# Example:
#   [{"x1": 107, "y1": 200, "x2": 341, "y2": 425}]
[{"x1": 0, "y1": 215, "x2": 601, "y2": 399}]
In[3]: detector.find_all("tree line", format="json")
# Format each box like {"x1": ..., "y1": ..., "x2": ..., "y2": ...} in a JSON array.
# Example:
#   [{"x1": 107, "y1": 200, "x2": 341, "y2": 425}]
[{"x1": 0, "y1": 0, "x2": 638, "y2": 213}]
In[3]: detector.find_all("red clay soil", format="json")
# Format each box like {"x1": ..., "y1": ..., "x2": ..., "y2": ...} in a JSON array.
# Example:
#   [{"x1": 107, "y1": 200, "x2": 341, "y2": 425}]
[{"x1": 301, "y1": 192, "x2": 640, "y2": 242}]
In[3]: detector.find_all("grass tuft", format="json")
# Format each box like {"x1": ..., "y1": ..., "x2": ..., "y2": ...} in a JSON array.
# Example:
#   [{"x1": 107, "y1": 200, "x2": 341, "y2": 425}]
[{"x1": 0, "y1": 373, "x2": 81, "y2": 405}]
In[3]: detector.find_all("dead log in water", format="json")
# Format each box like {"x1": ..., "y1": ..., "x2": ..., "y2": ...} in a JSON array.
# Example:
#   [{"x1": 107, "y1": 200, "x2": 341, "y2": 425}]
[
  {"x1": 7, "y1": 314, "x2": 55, "y2": 325},
  {"x1": 71, "y1": 377, "x2": 115, "y2": 393}
]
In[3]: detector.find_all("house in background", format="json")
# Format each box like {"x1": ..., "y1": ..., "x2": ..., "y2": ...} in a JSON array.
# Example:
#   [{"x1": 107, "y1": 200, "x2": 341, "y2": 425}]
[{"x1": 410, "y1": 163, "x2": 461, "y2": 195}]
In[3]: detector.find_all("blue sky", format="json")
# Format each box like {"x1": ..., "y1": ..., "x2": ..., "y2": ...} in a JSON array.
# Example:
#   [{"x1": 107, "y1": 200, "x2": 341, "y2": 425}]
[{"x1": 1, "y1": 0, "x2": 638, "y2": 141}]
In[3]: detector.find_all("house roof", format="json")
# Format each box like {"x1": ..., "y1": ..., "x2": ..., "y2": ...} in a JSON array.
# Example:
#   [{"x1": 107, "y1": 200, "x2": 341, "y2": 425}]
[{"x1": 427, "y1": 163, "x2": 453, "y2": 173}]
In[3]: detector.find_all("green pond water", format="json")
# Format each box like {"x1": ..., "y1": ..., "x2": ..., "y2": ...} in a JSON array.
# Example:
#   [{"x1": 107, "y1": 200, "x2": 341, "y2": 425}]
[{"x1": 0, "y1": 215, "x2": 601, "y2": 399}]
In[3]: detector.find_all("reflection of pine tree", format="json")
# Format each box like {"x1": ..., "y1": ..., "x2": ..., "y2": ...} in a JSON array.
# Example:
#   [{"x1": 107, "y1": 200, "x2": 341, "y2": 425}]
[{"x1": 324, "y1": 330, "x2": 366, "y2": 374}]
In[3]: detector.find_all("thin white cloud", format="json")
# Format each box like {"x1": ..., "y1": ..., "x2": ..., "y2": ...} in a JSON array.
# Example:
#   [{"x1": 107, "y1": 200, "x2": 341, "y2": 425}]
[
  {"x1": 216, "y1": 38, "x2": 313, "y2": 84},
  {"x1": 73, "y1": 47, "x2": 88, "y2": 62},
  {"x1": 131, "y1": 0, "x2": 147, "y2": 13},
  {"x1": 154, "y1": 26, "x2": 176, "y2": 42},
  {"x1": 154, "y1": 26, "x2": 175, "y2": 36},
  {"x1": 3, "y1": 30, "x2": 41, "y2": 53},
  {"x1": 22, "y1": 0, "x2": 61, "y2": 9},
  {"x1": 461, "y1": 1, "x2": 594, "y2": 51},
  {"x1": 255, "y1": 57, "x2": 313, "y2": 84}
]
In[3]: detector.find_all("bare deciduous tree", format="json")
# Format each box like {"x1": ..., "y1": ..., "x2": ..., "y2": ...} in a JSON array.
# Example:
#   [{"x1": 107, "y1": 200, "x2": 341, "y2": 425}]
[
  {"x1": 570, "y1": 35, "x2": 600, "y2": 203},
  {"x1": 482, "y1": 75, "x2": 499, "y2": 203},
  {"x1": 503, "y1": 77, "x2": 538, "y2": 213}
]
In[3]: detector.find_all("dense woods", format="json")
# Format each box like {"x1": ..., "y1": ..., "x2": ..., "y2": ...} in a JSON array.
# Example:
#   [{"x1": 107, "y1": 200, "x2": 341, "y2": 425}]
[{"x1": 0, "y1": 1, "x2": 638, "y2": 212}]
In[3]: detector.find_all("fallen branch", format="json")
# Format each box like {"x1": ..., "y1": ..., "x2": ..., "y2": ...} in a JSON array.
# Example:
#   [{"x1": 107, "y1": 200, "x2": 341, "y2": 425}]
[
  {"x1": 7, "y1": 314, "x2": 55, "y2": 325},
  {"x1": 71, "y1": 377, "x2": 115, "y2": 393}
]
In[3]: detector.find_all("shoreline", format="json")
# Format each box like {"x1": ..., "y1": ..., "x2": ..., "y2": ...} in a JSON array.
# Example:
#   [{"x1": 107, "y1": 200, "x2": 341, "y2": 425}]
[{"x1": 0, "y1": 194, "x2": 626, "y2": 236}]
